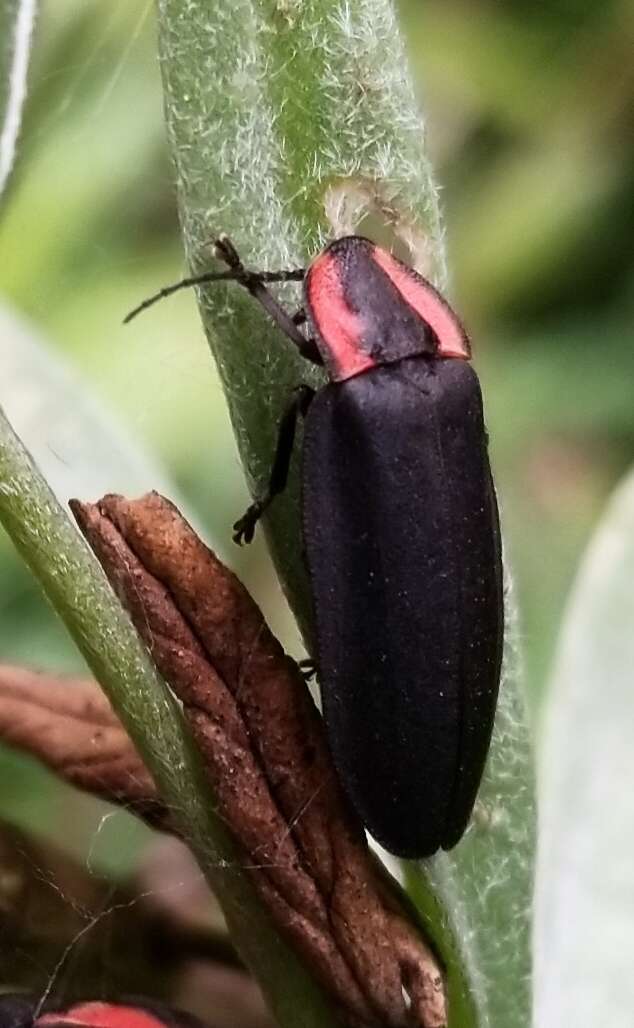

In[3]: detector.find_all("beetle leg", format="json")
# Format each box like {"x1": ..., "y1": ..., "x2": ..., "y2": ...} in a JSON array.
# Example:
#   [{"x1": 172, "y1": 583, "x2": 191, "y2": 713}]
[
  {"x1": 298, "y1": 657, "x2": 317, "y2": 682},
  {"x1": 214, "y1": 237, "x2": 322, "y2": 365},
  {"x1": 233, "y1": 385, "x2": 315, "y2": 545},
  {"x1": 292, "y1": 308, "x2": 307, "y2": 326},
  {"x1": 246, "y1": 286, "x2": 321, "y2": 364}
]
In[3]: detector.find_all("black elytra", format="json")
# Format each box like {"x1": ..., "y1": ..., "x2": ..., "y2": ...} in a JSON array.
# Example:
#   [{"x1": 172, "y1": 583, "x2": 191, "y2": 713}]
[
  {"x1": 126, "y1": 234, "x2": 504, "y2": 859},
  {"x1": 302, "y1": 355, "x2": 502, "y2": 856}
]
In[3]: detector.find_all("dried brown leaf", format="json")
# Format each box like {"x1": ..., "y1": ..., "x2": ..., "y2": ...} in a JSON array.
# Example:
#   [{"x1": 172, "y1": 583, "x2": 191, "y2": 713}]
[
  {"x1": 0, "y1": 664, "x2": 162, "y2": 822},
  {"x1": 70, "y1": 492, "x2": 446, "y2": 1028}
]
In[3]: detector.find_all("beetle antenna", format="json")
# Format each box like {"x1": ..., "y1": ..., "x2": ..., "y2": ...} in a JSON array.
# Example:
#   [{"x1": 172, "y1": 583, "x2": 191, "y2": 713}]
[
  {"x1": 123, "y1": 237, "x2": 306, "y2": 325},
  {"x1": 124, "y1": 269, "x2": 240, "y2": 323},
  {"x1": 123, "y1": 266, "x2": 305, "y2": 324}
]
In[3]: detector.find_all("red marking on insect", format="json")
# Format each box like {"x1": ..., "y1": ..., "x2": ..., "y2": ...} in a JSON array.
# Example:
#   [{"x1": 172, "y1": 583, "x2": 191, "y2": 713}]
[
  {"x1": 37, "y1": 1004, "x2": 165, "y2": 1028},
  {"x1": 371, "y1": 247, "x2": 471, "y2": 359},
  {"x1": 305, "y1": 251, "x2": 376, "y2": 381}
]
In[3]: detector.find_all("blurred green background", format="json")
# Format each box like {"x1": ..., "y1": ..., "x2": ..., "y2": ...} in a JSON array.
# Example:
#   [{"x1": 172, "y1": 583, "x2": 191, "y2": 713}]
[{"x1": 0, "y1": 0, "x2": 632, "y2": 870}]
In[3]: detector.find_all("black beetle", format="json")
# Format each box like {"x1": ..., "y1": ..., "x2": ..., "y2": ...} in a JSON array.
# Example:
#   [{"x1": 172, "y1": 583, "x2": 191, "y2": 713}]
[{"x1": 126, "y1": 235, "x2": 504, "y2": 858}]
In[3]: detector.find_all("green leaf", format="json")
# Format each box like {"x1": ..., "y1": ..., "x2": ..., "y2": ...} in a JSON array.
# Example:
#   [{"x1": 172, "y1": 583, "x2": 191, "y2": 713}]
[
  {"x1": 0, "y1": 300, "x2": 205, "y2": 672},
  {"x1": 0, "y1": 0, "x2": 37, "y2": 198},
  {"x1": 0, "y1": 303, "x2": 178, "y2": 507},
  {"x1": 533, "y1": 466, "x2": 634, "y2": 1027},
  {"x1": 155, "y1": 2, "x2": 536, "y2": 1025}
]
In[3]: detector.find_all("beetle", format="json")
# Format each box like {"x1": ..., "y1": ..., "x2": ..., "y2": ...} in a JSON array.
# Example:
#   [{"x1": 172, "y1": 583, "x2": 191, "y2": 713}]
[
  {"x1": 126, "y1": 234, "x2": 504, "y2": 858},
  {"x1": 0, "y1": 995, "x2": 207, "y2": 1028}
]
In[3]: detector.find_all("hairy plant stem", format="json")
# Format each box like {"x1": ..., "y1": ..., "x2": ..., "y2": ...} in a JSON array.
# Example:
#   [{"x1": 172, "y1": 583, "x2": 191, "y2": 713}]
[{"x1": 155, "y1": 2, "x2": 535, "y2": 1027}]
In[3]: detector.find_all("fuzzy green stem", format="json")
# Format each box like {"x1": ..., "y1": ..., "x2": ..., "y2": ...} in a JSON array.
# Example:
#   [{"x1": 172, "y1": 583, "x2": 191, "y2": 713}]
[{"x1": 154, "y1": 2, "x2": 536, "y2": 1025}]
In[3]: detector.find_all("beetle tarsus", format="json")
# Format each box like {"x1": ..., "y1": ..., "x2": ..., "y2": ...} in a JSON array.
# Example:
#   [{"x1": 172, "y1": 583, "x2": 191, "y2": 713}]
[
  {"x1": 232, "y1": 502, "x2": 264, "y2": 545},
  {"x1": 298, "y1": 658, "x2": 317, "y2": 682}
]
